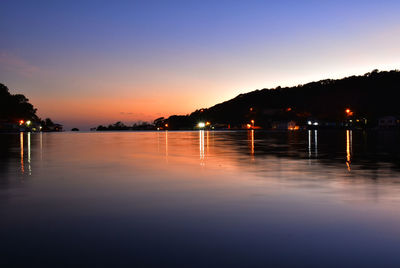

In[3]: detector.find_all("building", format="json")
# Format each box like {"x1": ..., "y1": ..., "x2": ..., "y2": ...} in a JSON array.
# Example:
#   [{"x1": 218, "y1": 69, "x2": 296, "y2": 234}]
[
  {"x1": 272, "y1": 120, "x2": 299, "y2": 130},
  {"x1": 378, "y1": 116, "x2": 399, "y2": 128}
]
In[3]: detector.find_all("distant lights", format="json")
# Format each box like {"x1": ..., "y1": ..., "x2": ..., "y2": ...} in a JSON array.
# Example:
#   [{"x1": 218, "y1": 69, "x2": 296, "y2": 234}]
[
  {"x1": 26, "y1": 120, "x2": 31, "y2": 126},
  {"x1": 308, "y1": 121, "x2": 312, "y2": 125},
  {"x1": 198, "y1": 122, "x2": 206, "y2": 128}
]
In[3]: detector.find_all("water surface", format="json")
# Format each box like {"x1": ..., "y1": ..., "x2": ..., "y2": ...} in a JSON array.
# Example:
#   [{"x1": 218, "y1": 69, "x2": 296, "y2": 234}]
[{"x1": 1, "y1": 130, "x2": 400, "y2": 267}]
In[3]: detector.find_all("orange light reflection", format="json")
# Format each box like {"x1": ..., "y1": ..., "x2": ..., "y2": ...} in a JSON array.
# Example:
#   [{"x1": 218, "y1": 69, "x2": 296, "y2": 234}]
[
  {"x1": 346, "y1": 130, "x2": 352, "y2": 171},
  {"x1": 20, "y1": 132, "x2": 24, "y2": 174}
]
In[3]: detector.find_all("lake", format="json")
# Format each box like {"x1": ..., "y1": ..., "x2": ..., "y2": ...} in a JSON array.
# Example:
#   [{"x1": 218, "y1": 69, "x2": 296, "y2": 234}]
[{"x1": 1, "y1": 130, "x2": 400, "y2": 267}]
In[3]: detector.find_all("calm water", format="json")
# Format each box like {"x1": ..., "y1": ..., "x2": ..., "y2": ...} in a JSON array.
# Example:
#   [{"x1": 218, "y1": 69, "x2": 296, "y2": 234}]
[{"x1": 1, "y1": 130, "x2": 400, "y2": 267}]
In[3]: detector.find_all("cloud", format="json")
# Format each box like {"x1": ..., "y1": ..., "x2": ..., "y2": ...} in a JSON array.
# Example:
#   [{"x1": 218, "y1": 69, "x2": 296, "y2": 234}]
[{"x1": 0, "y1": 52, "x2": 41, "y2": 77}]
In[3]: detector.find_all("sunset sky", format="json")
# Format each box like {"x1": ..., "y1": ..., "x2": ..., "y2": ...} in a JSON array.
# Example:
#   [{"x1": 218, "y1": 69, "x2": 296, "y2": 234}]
[{"x1": 1, "y1": 0, "x2": 400, "y2": 129}]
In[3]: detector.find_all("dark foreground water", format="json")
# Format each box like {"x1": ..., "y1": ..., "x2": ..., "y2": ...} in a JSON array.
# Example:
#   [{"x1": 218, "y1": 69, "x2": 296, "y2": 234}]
[{"x1": 1, "y1": 130, "x2": 400, "y2": 267}]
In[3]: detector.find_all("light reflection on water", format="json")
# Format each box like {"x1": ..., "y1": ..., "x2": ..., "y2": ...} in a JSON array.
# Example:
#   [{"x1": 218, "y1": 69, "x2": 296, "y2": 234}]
[
  {"x1": 347, "y1": 130, "x2": 352, "y2": 171},
  {"x1": 1, "y1": 130, "x2": 400, "y2": 267}
]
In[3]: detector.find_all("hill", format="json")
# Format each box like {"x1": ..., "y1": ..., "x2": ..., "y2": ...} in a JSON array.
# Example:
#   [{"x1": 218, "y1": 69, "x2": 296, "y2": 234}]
[
  {"x1": 0, "y1": 83, "x2": 61, "y2": 132},
  {"x1": 159, "y1": 69, "x2": 400, "y2": 129},
  {"x1": 0, "y1": 83, "x2": 38, "y2": 122}
]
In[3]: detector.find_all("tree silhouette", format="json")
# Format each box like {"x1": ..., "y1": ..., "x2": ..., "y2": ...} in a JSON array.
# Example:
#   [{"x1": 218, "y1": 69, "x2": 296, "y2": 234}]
[{"x1": 0, "y1": 83, "x2": 38, "y2": 122}]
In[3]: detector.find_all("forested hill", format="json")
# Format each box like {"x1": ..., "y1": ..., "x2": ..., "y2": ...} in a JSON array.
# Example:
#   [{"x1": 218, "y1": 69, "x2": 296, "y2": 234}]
[
  {"x1": 0, "y1": 83, "x2": 38, "y2": 122},
  {"x1": 161, "y1": 70, "x2": 400, "y2": 129}
]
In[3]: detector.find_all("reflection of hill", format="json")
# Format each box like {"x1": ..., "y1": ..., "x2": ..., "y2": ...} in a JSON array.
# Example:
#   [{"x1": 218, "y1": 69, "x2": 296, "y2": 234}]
[
  {"x1": 0, "y1": 133, "x2": 43, "y2": 189},
  {"x1": 215, "y1": 130, "x2": 400, "y2": 173},
  {"x1": 0, "y1": 134, "x2": 18, "y2": 186}
]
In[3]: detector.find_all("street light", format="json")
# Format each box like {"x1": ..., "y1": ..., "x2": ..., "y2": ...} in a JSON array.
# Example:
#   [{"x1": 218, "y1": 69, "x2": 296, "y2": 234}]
[{"x1": 345, "y1": 108, "x2": 353, "y2": 116}]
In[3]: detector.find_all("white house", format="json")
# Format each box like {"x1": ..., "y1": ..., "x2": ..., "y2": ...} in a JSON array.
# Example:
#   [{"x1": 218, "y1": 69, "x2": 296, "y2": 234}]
[{"x1": 378, "y1": 116, "x2": 399, "y2": 128}]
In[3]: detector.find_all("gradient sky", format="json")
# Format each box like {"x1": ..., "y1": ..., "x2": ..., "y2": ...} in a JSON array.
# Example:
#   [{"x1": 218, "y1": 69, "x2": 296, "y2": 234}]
[{"x1": 1, "y1": 0, "x2": 400, "y2": 129}]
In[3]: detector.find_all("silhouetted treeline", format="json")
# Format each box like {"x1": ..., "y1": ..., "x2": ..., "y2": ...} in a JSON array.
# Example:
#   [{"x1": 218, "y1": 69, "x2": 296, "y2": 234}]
[
  {"x1": 0, "y1": 83, "x2": 38, "y2": 122},
  {"x1": 1, "y1": 83, "x2": 61, "y2": 131},
  {"x1": 160, "y1": 69, "x2": 400, "y2": 129},
  {"x1": 96, "y1": 121, "x2": 155, "y2": 131}
]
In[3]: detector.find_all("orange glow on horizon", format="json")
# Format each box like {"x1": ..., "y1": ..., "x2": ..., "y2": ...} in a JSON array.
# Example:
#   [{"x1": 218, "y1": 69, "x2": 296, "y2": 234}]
[{"x1": 33, "y1": 94, "x2": 203, "y2": 127}]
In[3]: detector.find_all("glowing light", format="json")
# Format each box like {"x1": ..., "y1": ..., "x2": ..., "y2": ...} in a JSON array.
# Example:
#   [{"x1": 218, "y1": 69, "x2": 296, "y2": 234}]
[
  {"x1": 251, "y1": 120, "x2": 254, "y2": 124},
  {"x1": 308, "y1": 121, "x2": 312, "y2": 125},
  {"x1": 205, "y1": 122, "x2": 211, "y2": 126},
  {"x1": 286, "y1": 107, "x2": 292, "y2": 112},
  {"x1": 345, "y1": 108, "x2": 354, "y2": 116},
  {"x1": 26, "y1": 120, "x2": 31, "y2": 126},
  {"x1": 165, "y1": 123, "x2": 168, "y2": 128},
  {"x1": 313, "y1": 122, "x2": 319, "y2": 126},
  {"x1": 19, "y1": 120, "x2": 24, "y2": 125},
  {"x1": 247, "y1": 124, "x2": 251, "y2": 129},
  {"x1": 198, "y1": 122, "x2": 205, "y2": 128}
]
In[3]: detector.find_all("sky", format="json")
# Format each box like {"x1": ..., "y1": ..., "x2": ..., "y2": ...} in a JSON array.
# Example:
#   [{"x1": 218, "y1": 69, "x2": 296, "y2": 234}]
[{"x1": 1, "y1": 0, "x2": 400, "y2": 129}]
